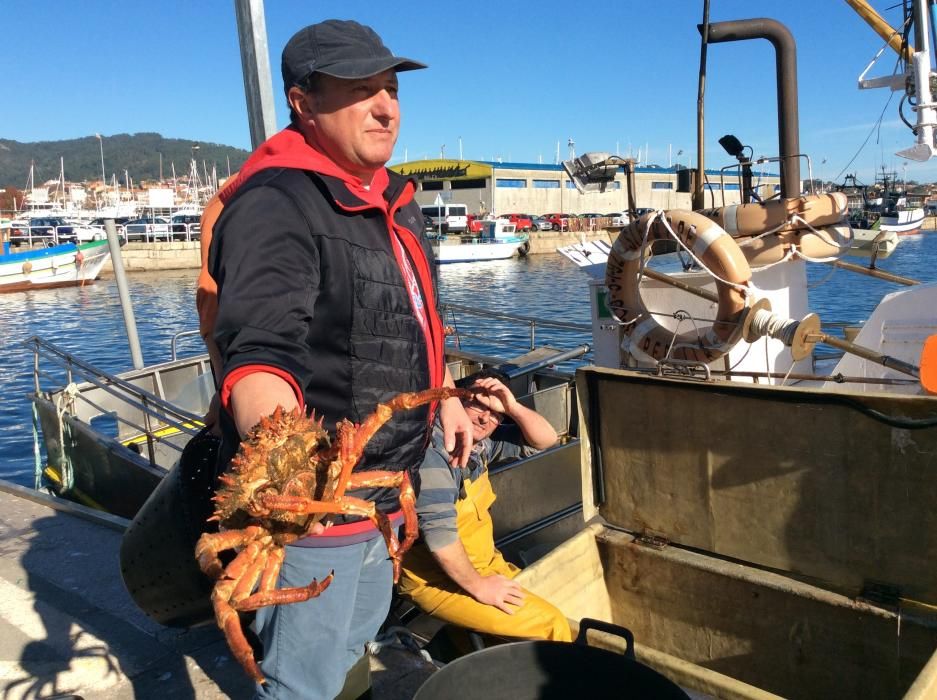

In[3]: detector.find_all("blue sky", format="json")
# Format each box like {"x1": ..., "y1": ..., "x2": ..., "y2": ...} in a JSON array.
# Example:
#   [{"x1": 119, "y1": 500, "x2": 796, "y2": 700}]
[{"x1": 3, "y1": 1, "x2": 931, "y2": 183}]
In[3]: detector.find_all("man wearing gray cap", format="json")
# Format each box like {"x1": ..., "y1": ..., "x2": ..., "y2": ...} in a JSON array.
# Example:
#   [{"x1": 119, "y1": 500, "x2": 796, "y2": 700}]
[{"x1": 208, "y1": 19, "x2": 473, "y2": 698}]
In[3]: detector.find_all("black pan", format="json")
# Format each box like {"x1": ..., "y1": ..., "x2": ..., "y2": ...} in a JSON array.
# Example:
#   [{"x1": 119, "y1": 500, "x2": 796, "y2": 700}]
[{"x1": 415, "y1": 618, "x2": 690, "y2": 699}]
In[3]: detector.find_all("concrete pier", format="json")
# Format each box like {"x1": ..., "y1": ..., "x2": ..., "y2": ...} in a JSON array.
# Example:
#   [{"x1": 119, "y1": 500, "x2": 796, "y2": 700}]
[
  {"x1": 99, "y1": 232, "x2": 612, "y2": 273},
  {"x1": 0, "y1": 482, "x2": 435, "y2": 699}
]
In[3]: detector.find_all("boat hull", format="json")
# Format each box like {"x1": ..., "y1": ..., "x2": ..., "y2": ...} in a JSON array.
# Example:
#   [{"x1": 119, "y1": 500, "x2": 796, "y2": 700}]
[
  {"x1": 0, "y1": 240, "x2": 110, "y2": 292},
  {"x1": 848, "y1": 226, "x2": 899, "y2": 257},
  {"x1": 880, "y1": 208, "x2": 925, "y2": 236},
  {"x1": 513, "y1": 365, "x2": 937, "y2": 699},
  {"x1": 432, "y1": 238, "x2": 528, "y2": 263}
]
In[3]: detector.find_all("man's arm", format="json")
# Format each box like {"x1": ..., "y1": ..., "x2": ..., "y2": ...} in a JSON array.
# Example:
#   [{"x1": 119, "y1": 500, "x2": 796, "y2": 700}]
[
  {"x1": 431, "y1": 540, "x2": 524, "y2": 614},
  {"x1": 438, "y1": 364, "x2": 473, "y2": 466},
  {"x1": 228, "y1": 372, "x2": 300, "y2": 438},
  {"x1": 415, "y1": 440, "x2": 524, "y2": 614},
  {"x1": 473, "y1": 377, "x2": 558, "y2": 450}
]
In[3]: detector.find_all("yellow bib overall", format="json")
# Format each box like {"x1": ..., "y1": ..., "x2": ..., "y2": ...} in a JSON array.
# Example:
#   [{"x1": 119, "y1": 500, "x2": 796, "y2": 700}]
[{"x1": 398, "y1": 470, "x2": 571, "y2": 642}]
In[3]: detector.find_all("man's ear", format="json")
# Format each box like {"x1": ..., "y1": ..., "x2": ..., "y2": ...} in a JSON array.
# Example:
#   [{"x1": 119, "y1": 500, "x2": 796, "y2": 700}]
[{"x1": 287, "y1": 86, "x2": 314, "y2": 122}]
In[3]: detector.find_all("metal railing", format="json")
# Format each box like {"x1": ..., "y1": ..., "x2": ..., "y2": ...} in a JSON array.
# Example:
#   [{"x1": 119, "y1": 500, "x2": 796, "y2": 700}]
[
  {"x1": 28, "y1": 336, "x2": 207, "y2": 466},
  {"x1": 171, "y1": 330, "x2": 204, "y2": 360},
  {"x1": 440, "y1": 302, "x2": 593, "y2": 365},
  {"x1": 10, "y1": 224, "x2": 108, "y2": 247}
]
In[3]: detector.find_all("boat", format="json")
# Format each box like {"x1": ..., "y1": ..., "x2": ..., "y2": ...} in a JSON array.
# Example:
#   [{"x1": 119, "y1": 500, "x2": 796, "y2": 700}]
[
  {"x1": 876, "y1": 172, "x2": 927, "y2": 236},
  {"x1": 0, "y1": 237, "x2": 110, "y2": 293},
  {"x1": 835, "y1": 173, "x2": 900, "y2": 257},
  {"x1": 431, "y1": 219, "x2": 530, "y2": 263},
  {"x1": 848, "y1": 224, "x2": 899, "y2": 256},
  {"x1": 528, "y1": 6, "x2": 937, "y2": 698}
]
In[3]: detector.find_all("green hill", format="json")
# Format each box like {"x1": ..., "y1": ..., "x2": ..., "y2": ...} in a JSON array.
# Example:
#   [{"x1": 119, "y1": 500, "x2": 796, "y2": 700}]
[{"x1": 0, "y1": 133, "x2": 250, "y2": 189}]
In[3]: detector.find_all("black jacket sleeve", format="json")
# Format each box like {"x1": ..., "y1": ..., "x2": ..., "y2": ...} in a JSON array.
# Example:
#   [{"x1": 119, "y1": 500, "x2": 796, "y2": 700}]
[{"x1": 209, "y1": 184, "x2": 320, "y2": 390}]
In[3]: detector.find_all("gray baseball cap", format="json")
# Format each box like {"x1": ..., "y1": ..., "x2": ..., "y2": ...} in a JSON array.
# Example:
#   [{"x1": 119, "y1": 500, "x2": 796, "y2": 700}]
[{"x1": 281, "y1": 19, "x2": 427, "y2": 92}]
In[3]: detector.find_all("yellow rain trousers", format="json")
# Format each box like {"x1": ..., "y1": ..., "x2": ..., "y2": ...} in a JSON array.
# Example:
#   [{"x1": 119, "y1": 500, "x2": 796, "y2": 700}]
[{"x1": 398, "y1": 470, "x2": 571, "y2": 642}]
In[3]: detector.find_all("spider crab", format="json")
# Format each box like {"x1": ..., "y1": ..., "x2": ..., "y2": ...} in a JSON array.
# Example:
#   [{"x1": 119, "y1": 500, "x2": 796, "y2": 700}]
[{"x1": 194, "y1": 387, "x2": 469, "y2": 683}]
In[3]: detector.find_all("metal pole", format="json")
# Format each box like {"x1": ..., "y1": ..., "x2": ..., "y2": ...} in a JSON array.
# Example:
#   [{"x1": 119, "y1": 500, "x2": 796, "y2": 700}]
[
  {"x1": 808, "y1": 332, "x2": 920, "y2": 379},
  {"x1": 96, "y1": 134, "x2": 106, "y2": 193},
  {"x1": 694, "y1": 0, "x2": 710, "y2": 211},
  {"x1": 703, "y1": 18, "x2": 801, "y2": 197},
  {"x1": 825, "y1": 259, "x2": 920, "y2": 286},
  {"x1": 234, "y1": 0, "x2": 278, "y2": 149},
  {"x1": 103, "y1": 220, "x2": 144, "y2": 369}
]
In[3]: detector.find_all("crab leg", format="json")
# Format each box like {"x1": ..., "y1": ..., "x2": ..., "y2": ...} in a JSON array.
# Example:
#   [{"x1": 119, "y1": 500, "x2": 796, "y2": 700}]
[
  {"x1": 332, "y1": 388, "x2": 469, "y2": 499},
  {"x1": 195, "y1": 525, "x2": 266, "y2": 580},
  {"x1": 210, "y1": 539, "x2": 267, "y2": 683},
  {"x1": 236, "y1": 571, "x2": 334, "y2": 610},
  {"x1": 345, "y1": 470, "x2": 419, "y2": 581}
]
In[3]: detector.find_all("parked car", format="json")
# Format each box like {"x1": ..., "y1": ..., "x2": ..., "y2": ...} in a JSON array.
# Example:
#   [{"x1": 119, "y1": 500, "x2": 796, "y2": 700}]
[
  {"x1": 632, "y1": 207, "x2": 656, "y2": 219},
  {"x1": 124, "y1": 216, "x2": 171, "y2": 241},
  {"x1": 10, "y1": 217, "x2": 104, "y2": 246},
  {"x1": 501, "y1": 213, "x2": 534, "y2": 232},
  {"x1": 89, "y1": 217, "x2": 130, "y2": 239},
  {"x1": 607, "y1": 212, "x2": 629, "y2": 227},
  {"x1": 531, "y1": 217, "x2": 554, "y2": 231},
  {"x1": 170, "y1": 213, "x2": 202, "y2": 240},
  {"x1": 541, "y1": 213, "x2": 570, "y2": 231}
]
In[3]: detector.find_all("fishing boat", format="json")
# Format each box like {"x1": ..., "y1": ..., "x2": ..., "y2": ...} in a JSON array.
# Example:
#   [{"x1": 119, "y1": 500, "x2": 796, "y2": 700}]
[
  {"x1": 0, "y1": 238, "x2": 110, "y2": 293},
  {"x1": 431, "y1": 220, "x2": 530, "y2": 263},
  {"x1": 877, "y1": 174, "x2": 926, "y2": 236},
  {"x1": 837, "y1": 174, "x2": 901, "y2": 257},
  {"x1": 518, "y1": 5, "x2": 937, "y2": 698}
]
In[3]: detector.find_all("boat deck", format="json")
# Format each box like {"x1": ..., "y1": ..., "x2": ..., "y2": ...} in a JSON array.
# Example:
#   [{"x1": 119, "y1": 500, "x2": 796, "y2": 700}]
[{"x1": 0, "y1": 481, "x2": 435, "y2": 699}]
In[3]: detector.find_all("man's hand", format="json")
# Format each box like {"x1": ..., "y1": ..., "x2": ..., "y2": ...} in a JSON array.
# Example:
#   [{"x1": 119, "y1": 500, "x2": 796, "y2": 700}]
[
  {"x1": 467, "y1": 574, "x2": 525, "y2": 614},
  {"x1": 469, "y1": 376, "x2": 518, "y2": 416},
  {"x1": 439, "y1": 394, "x2": 473, "y2": 467}
]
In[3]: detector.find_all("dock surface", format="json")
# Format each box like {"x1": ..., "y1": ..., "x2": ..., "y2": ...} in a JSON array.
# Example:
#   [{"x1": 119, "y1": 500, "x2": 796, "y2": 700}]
[{"x1": 0, "y1": 483, "x2": 435, "y2": 699}]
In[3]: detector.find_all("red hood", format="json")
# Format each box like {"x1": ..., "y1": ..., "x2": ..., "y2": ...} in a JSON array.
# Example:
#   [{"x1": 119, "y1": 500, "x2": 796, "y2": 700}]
[{"x1": 219, "y1": 126, "x2": 389, "y2": 209}]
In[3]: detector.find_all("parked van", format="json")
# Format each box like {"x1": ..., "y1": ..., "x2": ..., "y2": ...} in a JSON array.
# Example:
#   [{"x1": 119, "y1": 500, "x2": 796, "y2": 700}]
[{"x1": 421, "y1": 204, "x2": 468, "y2": 233}]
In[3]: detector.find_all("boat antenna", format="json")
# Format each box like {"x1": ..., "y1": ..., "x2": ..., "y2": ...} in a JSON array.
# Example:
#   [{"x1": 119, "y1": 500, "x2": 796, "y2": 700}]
[{"x1": 693, "y1": 0, "x2": 710, "y2": 211}]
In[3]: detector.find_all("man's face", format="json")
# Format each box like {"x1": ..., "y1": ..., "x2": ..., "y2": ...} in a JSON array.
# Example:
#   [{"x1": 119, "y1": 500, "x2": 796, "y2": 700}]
[
  {"x1": 300, "y1": 70, "x2": 400, "y2": 181},
  {"x1": 463, "y1": 397, "x2": 502, "y2": 442}
]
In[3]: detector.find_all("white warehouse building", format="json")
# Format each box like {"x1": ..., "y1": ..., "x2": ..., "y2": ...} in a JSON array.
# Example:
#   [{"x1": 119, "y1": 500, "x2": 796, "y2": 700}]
[{"x1": 389, "y1": 159, "x2": 783, "y2": 216}]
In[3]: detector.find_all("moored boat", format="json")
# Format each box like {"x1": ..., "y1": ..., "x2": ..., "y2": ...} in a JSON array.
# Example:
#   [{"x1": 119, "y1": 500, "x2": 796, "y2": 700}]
[
  {"x1": 848, "y1": 224, "x2": 899, "y2": 257},
  {"x1": 0, "y1": 239, "x2": 110, "y2": 293},
  {"x1": 431, "y1": 220, "x2": 530, "y2": 263}
]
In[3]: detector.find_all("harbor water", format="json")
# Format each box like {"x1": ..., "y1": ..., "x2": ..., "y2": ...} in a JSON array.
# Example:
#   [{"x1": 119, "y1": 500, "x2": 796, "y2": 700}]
[{"x1": 2, "y1": 241, "x2": 937, "y2": 486}]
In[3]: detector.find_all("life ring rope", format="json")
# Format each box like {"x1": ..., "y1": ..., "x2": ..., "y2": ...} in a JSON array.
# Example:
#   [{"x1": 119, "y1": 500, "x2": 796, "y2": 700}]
[
  {"x1": 643, "y1": 209, "x2": 752, "y2": 296},
  {"x1": 606, "y1": 209, "x2": 752, "y2": 365}
]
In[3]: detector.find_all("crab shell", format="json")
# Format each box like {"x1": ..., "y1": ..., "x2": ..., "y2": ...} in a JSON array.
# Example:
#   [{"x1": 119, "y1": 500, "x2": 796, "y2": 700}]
[{"x1": 212, "y1": 407, "x2": 337, "y2": 531}]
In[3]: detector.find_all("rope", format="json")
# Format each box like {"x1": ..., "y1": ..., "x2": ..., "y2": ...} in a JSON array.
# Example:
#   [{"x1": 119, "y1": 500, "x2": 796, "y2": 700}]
[
  {"x1": 748, "y1": 308, "x2": 800, "y2": 347},
  {"x1": 54, "y1": 382, "x2": 80, "y2": 492},
  {"x1": 654, "y1": 211, "x2": 751, "y2": 295}
]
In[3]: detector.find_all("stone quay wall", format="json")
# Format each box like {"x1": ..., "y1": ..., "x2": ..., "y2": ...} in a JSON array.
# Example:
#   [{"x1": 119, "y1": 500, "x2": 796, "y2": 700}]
[{"x1": 101, "y1": 232, "x2": 612, "y2": 272}]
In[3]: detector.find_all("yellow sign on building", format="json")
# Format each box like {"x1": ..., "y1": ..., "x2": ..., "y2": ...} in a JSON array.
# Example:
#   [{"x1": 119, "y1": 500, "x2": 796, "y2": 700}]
[{"x1": 389, "y1": 159, "x2": 493, "y2": 181}]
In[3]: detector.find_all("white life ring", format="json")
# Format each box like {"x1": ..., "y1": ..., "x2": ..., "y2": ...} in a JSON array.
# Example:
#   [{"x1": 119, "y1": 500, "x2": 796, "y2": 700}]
[{"x1": 605, "y1": 210, "x2": 751, "y2": 364}]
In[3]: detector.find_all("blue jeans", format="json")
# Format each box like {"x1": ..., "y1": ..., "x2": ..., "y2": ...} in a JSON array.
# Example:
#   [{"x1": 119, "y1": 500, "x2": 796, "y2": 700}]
[{"x1": 253, "y1": 537, "x2": 393, "y2": 700}]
